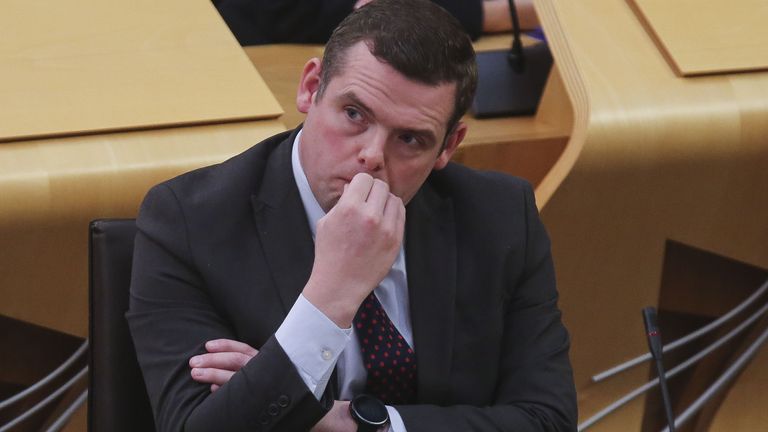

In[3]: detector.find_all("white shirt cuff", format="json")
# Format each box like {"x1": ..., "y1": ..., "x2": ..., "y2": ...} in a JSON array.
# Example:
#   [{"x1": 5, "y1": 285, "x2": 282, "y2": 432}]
[
  {"x1": 387, "y1": 406, "x2": 407, "y2": 432},
  {"x1": 275, "y1": 294, "x2": 352, "y2": 399}
]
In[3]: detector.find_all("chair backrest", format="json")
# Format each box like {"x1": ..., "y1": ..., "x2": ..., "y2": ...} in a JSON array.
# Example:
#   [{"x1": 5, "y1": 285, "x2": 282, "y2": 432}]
[{"x1": 88, "y1": 219, "x2": 155, "y2": 431}]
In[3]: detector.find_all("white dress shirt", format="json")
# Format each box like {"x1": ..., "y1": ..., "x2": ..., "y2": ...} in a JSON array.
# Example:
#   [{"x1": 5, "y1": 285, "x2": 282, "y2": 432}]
[{"x1": 274, "y1": 131, "x2": 411, "y2": 431}]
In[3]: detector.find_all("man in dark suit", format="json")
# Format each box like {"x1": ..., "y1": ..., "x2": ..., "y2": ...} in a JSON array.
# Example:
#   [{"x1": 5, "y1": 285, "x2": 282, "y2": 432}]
[{"x1": 128, "y1": 1, "x2": 576, "y2": 430}]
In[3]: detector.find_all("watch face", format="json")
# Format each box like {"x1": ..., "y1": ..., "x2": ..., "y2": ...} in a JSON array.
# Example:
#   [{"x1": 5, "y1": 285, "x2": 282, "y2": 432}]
[{"x1": 351, "y1": 394, "x2": 389, "y2": 424}]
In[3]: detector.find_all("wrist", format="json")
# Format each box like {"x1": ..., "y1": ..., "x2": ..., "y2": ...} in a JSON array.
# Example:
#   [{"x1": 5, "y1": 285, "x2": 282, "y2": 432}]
[{"x1": 303, "y1": 278, "x2": 364, "y2": 328}]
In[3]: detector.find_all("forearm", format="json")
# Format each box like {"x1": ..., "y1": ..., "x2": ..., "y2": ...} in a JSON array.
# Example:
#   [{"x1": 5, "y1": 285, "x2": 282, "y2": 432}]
[
  {"x1": 185, "y1": 337, "x2": 330, "y2": 432},
  {"x1": 275, "y1": 294, "x2": 352, "y2": 399},
  {"x1": 396, "y1": 399, "x2": 575, "y2": 432},
  {"x1": 129, "y1": 262, "x2": 330, "y2": 431},
  {"x1": 128, "y1": 185, "x2": 332, "y2": 431},
  {"x1": 482, "y1": 0, "x2": 539, "y2": 33}
]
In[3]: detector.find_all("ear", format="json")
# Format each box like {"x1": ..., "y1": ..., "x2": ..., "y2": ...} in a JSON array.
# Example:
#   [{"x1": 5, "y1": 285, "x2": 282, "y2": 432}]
[
  {"x1": 433, "y1": 122, "x2": 467, "y2": 170},
  {"x1": 296, "y1": 58, "x2": 322, "y2": 114}
]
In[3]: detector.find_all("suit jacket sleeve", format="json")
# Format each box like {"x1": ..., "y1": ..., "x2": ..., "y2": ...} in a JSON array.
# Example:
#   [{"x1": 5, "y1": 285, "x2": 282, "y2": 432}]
[
  {"x1": 396, "y1": 182, "x2": 577, "y2": 431},
  {"x1": 432, "y1": 0, "x2": 483, "y2": 40},
  {"x1": 127, "y1": 183, "x2": 330, "y2": 432},
  {"x1": 213, "y1": 0, "x2": 481, "y2": 45},
  {"x1": 214, "y1": 0, "x2": 356, "y2": 45}
]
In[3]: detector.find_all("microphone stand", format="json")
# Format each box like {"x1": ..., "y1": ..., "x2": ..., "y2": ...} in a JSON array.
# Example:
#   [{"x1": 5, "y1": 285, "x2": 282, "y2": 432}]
[
  {"x1": 643, "y1": 307, "x2": 676, "y2": 432},
  {"x1": 471, "y1": 0, "x2": 553, "y2": 117},
  {"x1": 507, "y1": 0, "x2": 525, "y2": 72}
]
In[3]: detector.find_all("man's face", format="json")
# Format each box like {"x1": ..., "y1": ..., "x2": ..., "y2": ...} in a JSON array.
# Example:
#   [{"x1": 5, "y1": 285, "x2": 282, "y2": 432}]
[{"x1": 296, "y1": 42, "x2": 466, "y2": 212}]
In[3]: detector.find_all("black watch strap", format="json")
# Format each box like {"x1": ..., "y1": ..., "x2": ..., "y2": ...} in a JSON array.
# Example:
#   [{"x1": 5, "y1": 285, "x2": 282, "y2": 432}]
[{"x1": 356, "y1": 423, "x2": 380, "y2": 432}]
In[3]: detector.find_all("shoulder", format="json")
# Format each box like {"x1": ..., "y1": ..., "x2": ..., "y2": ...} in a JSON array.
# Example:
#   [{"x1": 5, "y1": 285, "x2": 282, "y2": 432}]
[
  {"x1": 136, "y1": 129, "x2": 295, "y2": 231},
  {"x1": 424, "y1": 162, "x2": 539, "y2": 239},
  {"x1": 428, "y1": 161, "x2": 534, "y2": 207},
  {"x1": 147, "y1": 129, "x2": 294, "y2": 207}
]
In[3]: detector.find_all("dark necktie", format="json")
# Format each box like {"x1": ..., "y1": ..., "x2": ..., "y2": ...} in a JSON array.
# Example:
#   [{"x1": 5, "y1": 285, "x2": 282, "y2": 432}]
[{"x1": 353, "y1": 292, "x2": 417, "y2": 405}]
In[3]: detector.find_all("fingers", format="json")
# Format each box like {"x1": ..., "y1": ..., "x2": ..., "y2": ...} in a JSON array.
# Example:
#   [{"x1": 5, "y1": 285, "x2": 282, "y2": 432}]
[
  {"x1": 339, "y1": 173, "x2": 374, "y2": 205},
  {"x1": 383, "y1": 193, "x2": 406, "y2": 241},
  {"x1": 340, "y1": 173, "x2": 396, "y2": 215},
  {"x1": 190, "y1": 367, "x2": 235, "y2": 387},
  {"x1": 205, "y1": 339, "x2": 259, "y2": 357},
  {"x1": 188, "y1": 339, "x2": 259, "y2": 390},
  {"x1": 189, "y1": 351, "x2": 253, "y2": 371},
  {"x1": 364, "y1": 177, "x2": 390, "y2": 210}
]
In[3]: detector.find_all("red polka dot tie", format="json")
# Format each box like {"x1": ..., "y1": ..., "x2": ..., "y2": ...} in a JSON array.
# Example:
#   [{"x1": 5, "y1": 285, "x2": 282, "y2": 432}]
[{"x1": 353, "y1": 292, "x2": 417, "y2": 405}]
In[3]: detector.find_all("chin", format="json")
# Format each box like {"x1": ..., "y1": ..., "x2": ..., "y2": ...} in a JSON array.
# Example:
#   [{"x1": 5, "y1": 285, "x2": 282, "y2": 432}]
[{"x1": 323, "y1": 196, "x2": 341, "y2": 213}]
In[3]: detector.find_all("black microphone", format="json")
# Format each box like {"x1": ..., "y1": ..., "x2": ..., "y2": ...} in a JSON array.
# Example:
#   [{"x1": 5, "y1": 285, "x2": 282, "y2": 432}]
[
  {"x1": 643, "y1": 307, "x2": 676, "y2": 432},
  {"x1": 471, "y1": 0, "x2": 553, "y2": 117},
  {"x1": 506, "y1": 0, "x2": 525, "y2": 72}
]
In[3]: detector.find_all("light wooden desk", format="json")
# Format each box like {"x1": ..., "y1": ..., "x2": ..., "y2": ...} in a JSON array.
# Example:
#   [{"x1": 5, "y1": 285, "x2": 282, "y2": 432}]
[
  {"x1": 0, "y1": 0, "x2": 286, "y2": 339},
  {"x1": 1, "y1": 2, "x2": 287, "y2": 429}
]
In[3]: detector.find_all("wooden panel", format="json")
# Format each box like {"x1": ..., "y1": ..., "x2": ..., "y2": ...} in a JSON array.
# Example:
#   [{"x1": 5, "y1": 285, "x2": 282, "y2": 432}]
[
  {"x1": 244, "y1": 44, "x2": 325, "y2": 130},
  {"x1": 0, "y1": 120, "x2": 285, "y2": 337},
  {"x1": 534, "y1": 0, "x2": 768, "y2": 428},
  {"x1": 627, "y1": 0, "x2": 768, "y2": 76},
  {"x1": 709, "y1": 342, "x2": 768, "y2": 431},
  {"x1": 0, "y1": 0, "x2": 282, "y2": 142}
]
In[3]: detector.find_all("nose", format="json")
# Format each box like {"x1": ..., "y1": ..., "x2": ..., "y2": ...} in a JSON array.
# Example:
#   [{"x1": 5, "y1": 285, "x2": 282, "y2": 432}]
[{"x1": 357, "y1": 132, "x2": 386, "y2": 173}]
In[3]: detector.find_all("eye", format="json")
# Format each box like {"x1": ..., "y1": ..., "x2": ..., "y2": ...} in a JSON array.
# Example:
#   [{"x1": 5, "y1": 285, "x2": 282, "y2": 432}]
[
  {"x1": 399, "y1": 133, "x2": 420, "y2": 147},
  {"x1": 344, "y1": 107, "x2": 362, "y2": 122}
]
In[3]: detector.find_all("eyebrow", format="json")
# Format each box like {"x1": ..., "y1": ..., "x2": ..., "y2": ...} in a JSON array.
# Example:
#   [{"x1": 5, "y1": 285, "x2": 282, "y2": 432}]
[
  {"x1": 341, "y1": 90, "x2": 439, "y2": 146},
  {"x1": 342, "y1": 91, "x2": 373, "y2": 117}
]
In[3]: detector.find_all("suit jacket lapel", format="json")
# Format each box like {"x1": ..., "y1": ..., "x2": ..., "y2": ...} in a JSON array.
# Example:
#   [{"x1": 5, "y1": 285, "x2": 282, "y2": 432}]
[
  {"x1": 405, "y1": 180, "x2": 457, "y2": 404},
  {"x1": 250, "y1": 129, "x2": 316, "y2": 314}
]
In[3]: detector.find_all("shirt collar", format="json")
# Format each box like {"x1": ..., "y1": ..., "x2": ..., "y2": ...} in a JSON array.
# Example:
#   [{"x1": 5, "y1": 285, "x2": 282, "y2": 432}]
[{"x1": 291, "y1": 130, "x2": 325, "y2": 239}]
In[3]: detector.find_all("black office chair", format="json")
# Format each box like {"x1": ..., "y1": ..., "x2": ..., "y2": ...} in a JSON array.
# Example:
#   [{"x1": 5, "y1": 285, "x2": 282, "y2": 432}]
[{"x1": 88, "y1": 219, "x2": 156, "y2": 431}]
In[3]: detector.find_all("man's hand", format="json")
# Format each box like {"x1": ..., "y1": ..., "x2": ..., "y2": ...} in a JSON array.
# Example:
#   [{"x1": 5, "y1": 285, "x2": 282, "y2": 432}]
[
  {"x1": 311, "y1": 401, "x2": 358, "y2": 432},
  {"x1": 189, "y1": 339, "x2": 258, "y2": 392},
  {"x1": 303, "y1": 173, "x2": 405, "y2": 328}
]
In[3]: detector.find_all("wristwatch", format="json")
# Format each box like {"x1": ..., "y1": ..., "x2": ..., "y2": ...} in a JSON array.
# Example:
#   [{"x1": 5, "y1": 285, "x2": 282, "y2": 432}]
[{"x1": 349, "y1": 394, "x2": 389, "y2": 432}]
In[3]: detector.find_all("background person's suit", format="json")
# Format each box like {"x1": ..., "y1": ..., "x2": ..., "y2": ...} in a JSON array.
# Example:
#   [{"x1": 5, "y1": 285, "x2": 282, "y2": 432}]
[
  {"x1": 213, "y1": 0, "x2": 484, "y2": 45},
  {"x1": 127, "y1": 128, "x2": 577, "y2": 431}
]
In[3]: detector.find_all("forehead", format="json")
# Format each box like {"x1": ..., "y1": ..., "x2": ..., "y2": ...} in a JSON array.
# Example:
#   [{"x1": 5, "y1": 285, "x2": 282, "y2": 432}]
[{"x1": 324, "y1": 42, "x2": 456, "y2": 133}]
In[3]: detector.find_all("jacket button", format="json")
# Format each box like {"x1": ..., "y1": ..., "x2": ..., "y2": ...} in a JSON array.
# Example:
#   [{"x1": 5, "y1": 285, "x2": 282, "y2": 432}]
[
  {"x1": 268, "y1": 403, "x2": 280, "y2": 416},
  {"x1": 259, "y1": 413, "x2": 270, "y2": 425},
  {"x1": 277, "y1": 395, "x2": 290, "y2": 407}
]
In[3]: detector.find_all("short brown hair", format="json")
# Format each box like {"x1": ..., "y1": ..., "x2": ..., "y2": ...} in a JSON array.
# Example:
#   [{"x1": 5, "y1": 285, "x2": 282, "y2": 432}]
[{"x1": 318, "y1": 0, "x2": 477, "y2": 137}]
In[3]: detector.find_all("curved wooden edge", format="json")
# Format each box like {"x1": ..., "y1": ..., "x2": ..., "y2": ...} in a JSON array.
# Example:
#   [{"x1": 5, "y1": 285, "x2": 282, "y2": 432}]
[
  {"x1": 534, "y1": 0, "x2": 768, "y2": 429},
  {"x1": 532, "y1": 0, "x2": 589, "y2": 209}
]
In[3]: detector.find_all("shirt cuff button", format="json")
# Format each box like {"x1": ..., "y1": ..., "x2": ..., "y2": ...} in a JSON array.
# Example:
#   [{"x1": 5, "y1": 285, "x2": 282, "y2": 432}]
[{"x1": 321, "y1": 348, "x2": 333, "y2": 361}]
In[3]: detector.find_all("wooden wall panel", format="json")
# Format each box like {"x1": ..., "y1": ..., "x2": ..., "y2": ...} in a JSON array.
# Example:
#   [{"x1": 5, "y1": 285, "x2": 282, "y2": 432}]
[{"x1": 535, "y1": 0, "x2": 768, "y2": 429}]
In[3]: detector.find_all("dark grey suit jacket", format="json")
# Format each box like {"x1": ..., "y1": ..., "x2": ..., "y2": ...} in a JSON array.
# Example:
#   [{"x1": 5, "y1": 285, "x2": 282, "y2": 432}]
[
  {"x1": 213, "y1": 0, "x2": 483, "y2": 45},
  {"x1": 127, "y1": 128, "x2": 577, "y2": 431}
]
